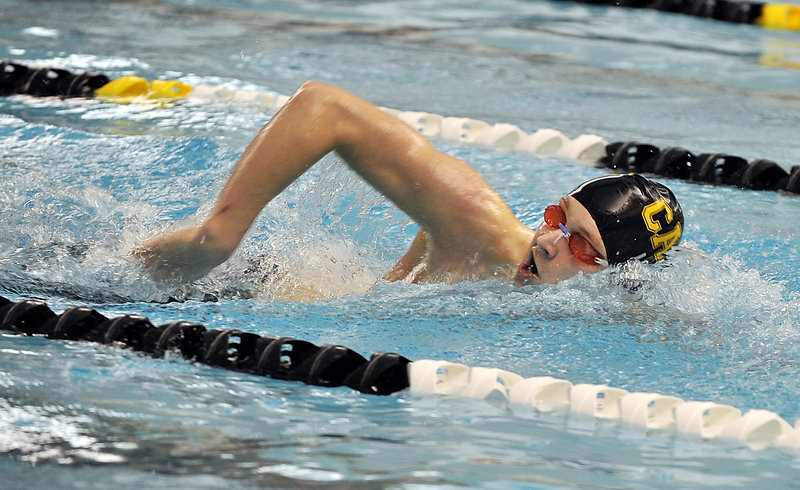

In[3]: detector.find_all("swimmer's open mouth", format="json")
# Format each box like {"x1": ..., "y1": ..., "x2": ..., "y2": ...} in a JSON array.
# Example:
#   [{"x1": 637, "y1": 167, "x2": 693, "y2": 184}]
[{"x1": 517, "y1": 250, "x2": 538, "y2": 281}]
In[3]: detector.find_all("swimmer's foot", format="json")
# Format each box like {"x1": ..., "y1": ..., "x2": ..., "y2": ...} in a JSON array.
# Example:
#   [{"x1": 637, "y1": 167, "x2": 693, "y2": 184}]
[{"x1": 132, "y1": 226, "x2": 233, "y2": 284}]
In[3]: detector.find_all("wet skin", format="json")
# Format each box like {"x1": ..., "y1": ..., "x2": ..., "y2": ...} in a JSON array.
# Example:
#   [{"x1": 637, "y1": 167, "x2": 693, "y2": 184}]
[
  {"x1": 136, "y1": 81, "x2": 607, "y2": 290},
  {"x1": 515, "y1": 195, "x2": 608, "y2": 286}
]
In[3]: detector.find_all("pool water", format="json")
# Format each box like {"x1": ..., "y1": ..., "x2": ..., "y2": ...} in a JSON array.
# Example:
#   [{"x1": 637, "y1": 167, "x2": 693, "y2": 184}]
[{"x1": 2, "y1": 0, "x2": 800, "y2": 487}]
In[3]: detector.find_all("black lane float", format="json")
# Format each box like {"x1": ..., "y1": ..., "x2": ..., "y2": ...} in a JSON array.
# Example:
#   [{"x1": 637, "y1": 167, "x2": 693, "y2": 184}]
[{"x1": 0, "y1": 295, "x2": 411, "y2": 396}]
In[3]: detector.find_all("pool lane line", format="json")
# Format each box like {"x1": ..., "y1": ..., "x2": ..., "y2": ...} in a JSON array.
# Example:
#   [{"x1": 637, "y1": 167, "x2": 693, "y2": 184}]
[
  {"x1": 2, "y1": 295, "x2": 799, "y2": 451},
  {"x1": 0, "y1": 296, "x2": 411, "y2": 396},
  {"x1": 557, "y1": 0, "x2": 800, "y2": 32},
  {"x1": 3, "y1": 60, "x2": 799, "y2": 195},
  {"x1": 2, "y1": 62, "x2": 800, "y2": 449}
]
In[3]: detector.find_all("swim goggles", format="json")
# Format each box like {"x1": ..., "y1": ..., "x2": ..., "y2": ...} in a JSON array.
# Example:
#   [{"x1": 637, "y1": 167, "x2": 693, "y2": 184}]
[{"x1": 544, "y1": 205, "x2": 609, "y2": 267}]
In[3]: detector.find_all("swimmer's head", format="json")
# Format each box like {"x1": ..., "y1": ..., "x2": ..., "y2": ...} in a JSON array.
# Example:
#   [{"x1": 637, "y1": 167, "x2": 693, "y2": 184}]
[{"x1": 568, "y1": 173, "x2": 683, "y2": 265}]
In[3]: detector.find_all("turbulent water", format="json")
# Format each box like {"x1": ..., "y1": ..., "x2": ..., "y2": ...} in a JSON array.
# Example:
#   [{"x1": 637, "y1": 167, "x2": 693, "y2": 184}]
[{"x1": 2, "y1": 0, "x2": 800, "y2": 487}]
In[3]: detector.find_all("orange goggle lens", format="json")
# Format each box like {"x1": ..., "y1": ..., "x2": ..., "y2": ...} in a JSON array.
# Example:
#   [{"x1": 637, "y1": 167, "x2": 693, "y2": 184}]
[{"x1": 543, "y1": 205, "x2": 605, "y2": 266}]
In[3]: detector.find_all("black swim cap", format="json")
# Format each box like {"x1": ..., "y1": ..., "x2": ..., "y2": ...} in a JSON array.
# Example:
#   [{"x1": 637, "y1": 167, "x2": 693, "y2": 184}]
[{"x1": 569, "y1": 174, "x2": 683, "y2": 265}]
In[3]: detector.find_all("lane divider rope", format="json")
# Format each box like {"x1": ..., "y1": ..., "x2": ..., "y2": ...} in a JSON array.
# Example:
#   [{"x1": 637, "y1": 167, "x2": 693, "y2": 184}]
[
  {"x1": 3, "y1": 62, "x2": 800, "y2": 451},
  {"x1": 563, "y1": 0, "x2": 800, "y2": 32},
  {"x1": 3, "y1": 60, "x2": 799, "y2": 195},
  {"x1": 1, "y1": 295, "x2": 799, "y2": 451}
]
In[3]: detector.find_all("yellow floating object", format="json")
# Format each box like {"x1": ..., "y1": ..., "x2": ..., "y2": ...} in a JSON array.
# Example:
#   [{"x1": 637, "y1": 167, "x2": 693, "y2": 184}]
[
  {"x1": 757, "y1": 3, "x2": 800, "y2": 31},
  {"x1": 147, "y1": 79, "x2": 193, "y2": 99},
  {"x1": 94, "y1": 76, "x2": 149, "y2": 101},
  {"x1": 94, "y1": 77, "x2": 193, "y2": 104}
]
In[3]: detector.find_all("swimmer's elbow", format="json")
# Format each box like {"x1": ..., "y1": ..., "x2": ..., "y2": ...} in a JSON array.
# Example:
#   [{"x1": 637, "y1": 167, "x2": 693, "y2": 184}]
[{"x1": 292, "y1": 80, "x2": 339, "y2": 104}]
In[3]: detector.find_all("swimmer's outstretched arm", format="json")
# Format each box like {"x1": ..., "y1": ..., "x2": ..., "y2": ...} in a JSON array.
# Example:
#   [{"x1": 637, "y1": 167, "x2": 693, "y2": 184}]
[{"x1": 135, "y1": 81, "x2": 528, "y2": 283}]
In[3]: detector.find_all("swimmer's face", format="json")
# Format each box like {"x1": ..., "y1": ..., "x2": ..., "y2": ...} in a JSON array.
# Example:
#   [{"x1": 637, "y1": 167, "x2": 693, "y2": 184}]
[{"x1": 515, "y1": 195, "x2": 608, "y2": 286}]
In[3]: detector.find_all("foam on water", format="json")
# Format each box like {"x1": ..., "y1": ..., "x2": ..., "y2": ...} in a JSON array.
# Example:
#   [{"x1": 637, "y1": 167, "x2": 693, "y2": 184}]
[
  {"x1": 3, "y1": 93, "x2": 800, "y2": 420},
  {"x1": 3, "y1": 0, "x2": 800, "y2": 486}
]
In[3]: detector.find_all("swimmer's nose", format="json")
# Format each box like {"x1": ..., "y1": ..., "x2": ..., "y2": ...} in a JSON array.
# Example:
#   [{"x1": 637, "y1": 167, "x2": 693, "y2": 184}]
[{"x1": 536, "y1": 229, "x2": 565, "y2": 259}]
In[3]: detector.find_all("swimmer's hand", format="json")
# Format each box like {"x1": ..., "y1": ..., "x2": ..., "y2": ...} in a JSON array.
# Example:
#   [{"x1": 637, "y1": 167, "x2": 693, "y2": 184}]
[{"x1": 132, "y1": 226, "x2": 233, "y2": 284}]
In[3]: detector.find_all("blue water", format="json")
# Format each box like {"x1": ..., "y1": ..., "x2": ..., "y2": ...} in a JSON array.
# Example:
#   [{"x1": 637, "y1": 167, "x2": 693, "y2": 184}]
[{"x1": 2, "y1": 0, "x2": 800, "y2": 487}]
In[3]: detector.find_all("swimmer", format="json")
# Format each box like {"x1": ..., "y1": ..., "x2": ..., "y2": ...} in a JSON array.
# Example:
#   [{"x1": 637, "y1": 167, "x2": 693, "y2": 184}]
[{"x1": 133, "y1": 81, "x2": 683, "y2": 286}]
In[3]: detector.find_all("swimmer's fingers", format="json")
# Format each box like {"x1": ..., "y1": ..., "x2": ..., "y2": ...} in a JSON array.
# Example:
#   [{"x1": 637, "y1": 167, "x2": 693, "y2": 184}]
[
  {"x1": 130, "y1": 244, "x2": 177, "y2": 283},
  {"x1": 130, "y1": 241, "x2": 163, "y2": 269},
  {"x1": 132, "y1": 227, "x2": 231, "y2": 283}
]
